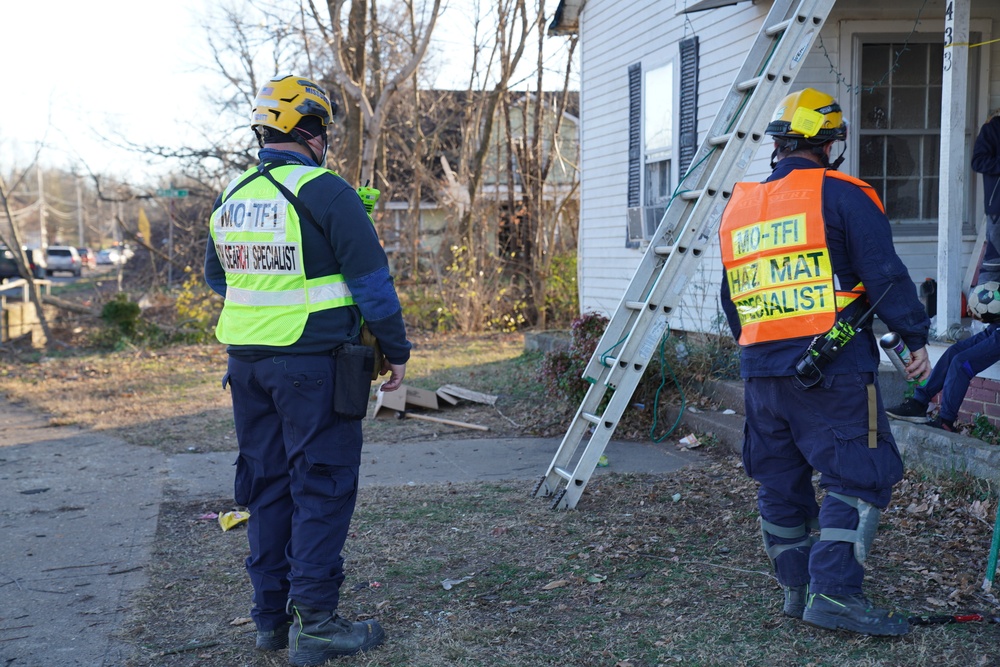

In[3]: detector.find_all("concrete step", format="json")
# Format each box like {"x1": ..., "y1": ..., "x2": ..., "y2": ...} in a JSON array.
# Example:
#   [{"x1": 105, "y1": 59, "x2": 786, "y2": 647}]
[
  {"x1": 655, "y1": 379, "x2": 745, "y2": 456},
  {"x1": 675, "y1": 375, "x2": 1000, "y2": 485}
]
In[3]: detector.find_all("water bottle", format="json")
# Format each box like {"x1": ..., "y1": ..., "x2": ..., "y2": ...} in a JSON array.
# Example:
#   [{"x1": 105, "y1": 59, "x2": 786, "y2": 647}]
[{"x1": 879, "y1": 332, "x2": 927, "y2": 398}]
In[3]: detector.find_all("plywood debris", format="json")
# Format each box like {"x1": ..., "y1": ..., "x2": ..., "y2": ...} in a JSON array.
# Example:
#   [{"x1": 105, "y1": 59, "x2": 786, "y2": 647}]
[
  {"x1": 436, "y1": 384, "x2": 498, "y2": 406},
  {"x1": 371, "y1": 385, "x2": 489, "y2": 431}
]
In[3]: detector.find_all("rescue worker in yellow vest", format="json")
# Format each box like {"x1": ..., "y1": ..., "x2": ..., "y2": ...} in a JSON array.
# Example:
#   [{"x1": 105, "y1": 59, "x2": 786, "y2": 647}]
[
  {"x1": 205, "y1": 75, "x2": 410, "y2": 665},
  {"x1": 719, "y1": 88, "x2": 930, "y2": 636}
]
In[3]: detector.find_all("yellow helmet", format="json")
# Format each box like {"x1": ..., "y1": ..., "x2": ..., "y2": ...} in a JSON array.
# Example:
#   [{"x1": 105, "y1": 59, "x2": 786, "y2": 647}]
[
  {"x1": 766, "y1": 88, "x2": 846, "y2": 143},
  {"x1": 250, "y1": 75, "x2": 335, "y2": 134}
]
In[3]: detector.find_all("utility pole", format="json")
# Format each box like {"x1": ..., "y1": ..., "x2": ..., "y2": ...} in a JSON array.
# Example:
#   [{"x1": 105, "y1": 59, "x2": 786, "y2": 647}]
[
  {"x1": 36, "y1": 166, "x2": 47, "y2": 248},
  {"x1": 168, "y1": 184, "x2": 175, "y2": 286},
  {"x1": 76, "y1": 177, "x2": 84, "y2": 247}
]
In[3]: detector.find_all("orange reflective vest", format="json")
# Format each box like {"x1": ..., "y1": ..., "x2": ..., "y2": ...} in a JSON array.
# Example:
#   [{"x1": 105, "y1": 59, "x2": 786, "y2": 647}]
[{"x1": 719, "y1": 169, "x2": 882, "y2": 346}]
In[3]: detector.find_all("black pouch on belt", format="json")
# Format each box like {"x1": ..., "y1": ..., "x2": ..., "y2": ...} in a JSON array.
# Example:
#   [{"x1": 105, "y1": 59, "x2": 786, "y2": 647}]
[{"x1": 333, "y1": 343, "x2": 375, "y2": 420}]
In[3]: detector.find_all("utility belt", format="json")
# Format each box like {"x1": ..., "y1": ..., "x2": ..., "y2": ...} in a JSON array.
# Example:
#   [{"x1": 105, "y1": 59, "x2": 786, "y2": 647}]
[{"x1": 793, "y1": 290, "x2": 890, "y2": 449}]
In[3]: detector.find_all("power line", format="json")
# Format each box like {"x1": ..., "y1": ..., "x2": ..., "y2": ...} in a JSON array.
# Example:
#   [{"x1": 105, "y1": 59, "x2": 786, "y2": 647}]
[{"x1": 815, "y1": 0, "x2": 931, "y2": 97}]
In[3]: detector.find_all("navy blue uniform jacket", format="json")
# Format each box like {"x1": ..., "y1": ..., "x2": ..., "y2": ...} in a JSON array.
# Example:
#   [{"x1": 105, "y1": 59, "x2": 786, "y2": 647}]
[{"x1": 972, "y1": 116, "x2": 1000, "y2": 217}]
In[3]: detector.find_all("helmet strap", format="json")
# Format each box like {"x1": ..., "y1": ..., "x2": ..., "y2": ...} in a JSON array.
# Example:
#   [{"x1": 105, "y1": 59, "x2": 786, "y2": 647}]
[
  {"x1": 293, "y1": 128, "x2": 328, "y2": 167},
  {"x1": 770, "y1": 139, "x2": 799, "y2": 169},
  {"x1": 827, "y1": 143, "x2": 846, "y2": 170}
]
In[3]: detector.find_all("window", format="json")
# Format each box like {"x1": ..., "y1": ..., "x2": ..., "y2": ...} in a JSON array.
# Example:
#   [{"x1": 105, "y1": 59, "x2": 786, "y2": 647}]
[
  {"x1": 857, "y1": 41, "x2": 942, "y2": 225},
  {"x1": 627, "y1": 61, "x2": 676, "y2": 245},
  {"x1": 643, "y1": 63, "x2": 674, "y2": 237},
  {"x1": 626, "y1": 39, "x2": 698, "y2": 247},
  {"x1": 854, "y1": 35, "x2": 979, "y2": 230}
]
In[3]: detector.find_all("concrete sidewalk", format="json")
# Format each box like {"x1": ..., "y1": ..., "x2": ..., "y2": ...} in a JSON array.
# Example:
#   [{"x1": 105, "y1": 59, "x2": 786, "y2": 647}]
[
  {"x1": 0, "y1": 400, "x2": 166, "y2": 667},
  {"x1": 0, "y1": 397, "x2": 703, "y2": 667}
]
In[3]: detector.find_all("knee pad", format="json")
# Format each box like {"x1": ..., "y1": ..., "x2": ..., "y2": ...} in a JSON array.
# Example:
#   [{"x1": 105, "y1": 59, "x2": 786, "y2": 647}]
[
  {"x1": 819, "y1": 492, "x2": 881, "y2": 565},
  {"x1": 760, "y1": 517, "x2": 819, "y2": 570}
]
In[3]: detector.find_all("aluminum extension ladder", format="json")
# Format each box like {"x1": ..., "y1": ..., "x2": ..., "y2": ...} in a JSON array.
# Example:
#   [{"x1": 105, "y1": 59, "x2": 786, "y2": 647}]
[{"x1": 534, "y1": 0, "x2": 838, "y2": 510}]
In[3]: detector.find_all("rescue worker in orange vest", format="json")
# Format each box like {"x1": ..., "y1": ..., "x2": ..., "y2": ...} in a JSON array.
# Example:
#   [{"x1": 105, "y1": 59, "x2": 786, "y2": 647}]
[{"x1": 719, "y1": 88, "x2": 931, "y2": 636}]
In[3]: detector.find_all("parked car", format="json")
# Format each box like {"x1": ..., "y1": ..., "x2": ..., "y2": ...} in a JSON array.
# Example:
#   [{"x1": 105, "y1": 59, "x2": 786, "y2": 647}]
[
  {"x1": 96, "y1": 248, "x2": 122, "y2": 266},
  {"x1": 45, "y1": 245, "x2": 82, "y2": 277},
  {"x1": 76, "y1": 247, "x2": 96, "y2": 269},
  {"x1": 0, "y1": 246, "x2": 47, "y2": 282}
]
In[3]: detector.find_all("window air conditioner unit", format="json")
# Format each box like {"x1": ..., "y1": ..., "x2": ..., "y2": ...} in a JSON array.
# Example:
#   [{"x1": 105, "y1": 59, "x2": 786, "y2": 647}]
[{"x1": 626, "y1": 207, "x2": 645, "y2": 244}]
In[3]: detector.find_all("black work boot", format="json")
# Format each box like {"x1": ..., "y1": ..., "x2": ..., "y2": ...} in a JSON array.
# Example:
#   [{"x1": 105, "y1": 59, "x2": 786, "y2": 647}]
[
  {"x1": 255, "y1": 620, "x2": 291, "y2": 651},
  {"x1": 287, "y1": 600, "x2": 385, "y2": 666},
  {"x1": 783, "y1": 584, "x2": 808, "y2": 619},
  {"x1": 803, "y1": 593, "x2": 910, "y2": 636}
]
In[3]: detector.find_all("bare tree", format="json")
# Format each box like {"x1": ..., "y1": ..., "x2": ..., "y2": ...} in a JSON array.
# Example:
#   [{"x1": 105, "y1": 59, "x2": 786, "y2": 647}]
[
  {"x1": 308, "y1": 0, "x2": 443, "y2": 187},
  {"x1": 506, "y1": 3, "x2": 579, "y2": 328},
  {"x1": 455, "y1": 0, "x2": 530, "y2": 250}
]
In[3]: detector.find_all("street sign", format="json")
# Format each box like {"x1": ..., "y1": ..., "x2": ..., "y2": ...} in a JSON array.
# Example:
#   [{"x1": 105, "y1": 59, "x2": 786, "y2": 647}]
[{"x1": 155, "y1": 188, "x2": 188, "y2": 198}]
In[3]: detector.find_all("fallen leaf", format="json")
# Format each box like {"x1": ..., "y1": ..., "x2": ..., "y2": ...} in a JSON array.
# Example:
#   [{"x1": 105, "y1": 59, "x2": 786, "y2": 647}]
[
  {"x1": 587, "y1": 574, "x2": 607, "y2": 583},
  {"x1": 542, "y1": 579, "x2": 570, "y2": 590},
  {"x1": 441, "y1": 575, "x2": 474, "y2": 590},
  {"x1": 230, "y1": 617, "x2": 253, "y2": 626}
]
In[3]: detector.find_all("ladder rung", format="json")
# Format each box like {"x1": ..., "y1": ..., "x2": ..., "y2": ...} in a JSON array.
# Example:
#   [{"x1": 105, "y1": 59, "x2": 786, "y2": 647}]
[
  {"x1": 736, "y1": 76, "x2": 762, "y2": 92},
  {"x1": 581, "y1": 412, "x2": 601, "y2": 425},
  {"x1": 553, "y1": 467, "x2": 572, "y2": 481},
  {"x1": 765, "y1": 18, "x2": 792, "y2": 37},
  {"x1": 708, "y1": 133, "x2": 732, "y2": 146},
  {"x1": 679, "y1": 189, "x2": 703, "y2": 200},
  {"x1": 624, "y1": 300, "x2": 644, "y2": 310},
  {"x1": 596, "y1": 354, "x2": 617, "y2": 368},
  {"x1": 652, "y1": 244, "x2": 674, "y2": 257}
]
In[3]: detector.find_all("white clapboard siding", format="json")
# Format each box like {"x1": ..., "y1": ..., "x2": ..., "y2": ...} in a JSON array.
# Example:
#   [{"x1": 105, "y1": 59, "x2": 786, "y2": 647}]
[{"x1": 577, "y1": 0, "x2": 1000, "y2": 338}]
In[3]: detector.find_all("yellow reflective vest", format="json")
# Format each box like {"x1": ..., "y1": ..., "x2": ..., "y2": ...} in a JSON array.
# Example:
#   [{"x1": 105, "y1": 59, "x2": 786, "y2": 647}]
[{"x1": 210, "y1": 165, "x2": 355, "y2": 346}]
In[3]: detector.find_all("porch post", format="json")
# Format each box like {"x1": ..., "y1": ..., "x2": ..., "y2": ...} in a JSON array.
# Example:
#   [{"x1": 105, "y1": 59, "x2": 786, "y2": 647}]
[{"x1": 937, "y1": 0, "x2": 970, "y2": 331}]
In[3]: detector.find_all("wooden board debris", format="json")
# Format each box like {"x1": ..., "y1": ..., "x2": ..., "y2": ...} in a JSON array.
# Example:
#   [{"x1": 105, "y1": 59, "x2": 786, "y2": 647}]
[{"x1": 436, "y1": 384, "x2": 498, "y2": 406}]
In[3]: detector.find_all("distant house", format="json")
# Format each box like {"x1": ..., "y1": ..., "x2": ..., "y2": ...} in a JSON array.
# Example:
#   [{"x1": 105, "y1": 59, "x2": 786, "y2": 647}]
[
  {"x1": 550, "y1": 0, "x2": 1000, "y2": 417},
  {"x1": 375, "y1": 90, "x2": 579, "y2": 270}
]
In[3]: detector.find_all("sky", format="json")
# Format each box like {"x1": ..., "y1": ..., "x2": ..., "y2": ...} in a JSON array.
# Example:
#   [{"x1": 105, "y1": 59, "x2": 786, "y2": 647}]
[
  {"x1": 2, "y1": 0, "x2": 215, "y2": 178},
  {"x1": 1, "y1": 1, "x2": 577, "y2": 182}
]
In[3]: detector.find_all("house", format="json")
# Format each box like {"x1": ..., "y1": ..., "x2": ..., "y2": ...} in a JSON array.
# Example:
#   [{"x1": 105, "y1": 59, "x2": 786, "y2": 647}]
[
  {"x1": 550, "y1": 0, "x2": 1000, "y2": 425},
  {"x1": 376, "y1": 90, "x2": 579, "y2": 271}
]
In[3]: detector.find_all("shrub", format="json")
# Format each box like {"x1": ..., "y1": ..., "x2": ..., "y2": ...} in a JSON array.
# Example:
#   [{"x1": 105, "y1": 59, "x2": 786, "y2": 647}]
[
  {"x1": 401, "y1": 245, "x2": 527, "y2": 333},
  {"x1": 543, "y1": 251, "x2": 579, "y2": 329},
  {"x1": 540, "y1": 311, "x2": 609, "y2": 403},
  {"x1": 173, "y1": 267, "x2": 221, "y2": 343},
  {"x1": 93, "y1": 293, "x2": 167, "y2": 349},
  {"x1": 100, "y1": 293, "x2": 141, "y2": 338}
]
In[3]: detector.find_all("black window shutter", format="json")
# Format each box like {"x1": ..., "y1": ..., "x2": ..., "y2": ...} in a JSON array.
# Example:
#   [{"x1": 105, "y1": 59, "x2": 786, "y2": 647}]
[
  {"x1": 678, "y1": 36, "x2": 699, "y2": 177},
  {"x1": 627, "y1": 63, "x2": 642, "y2": 208}
]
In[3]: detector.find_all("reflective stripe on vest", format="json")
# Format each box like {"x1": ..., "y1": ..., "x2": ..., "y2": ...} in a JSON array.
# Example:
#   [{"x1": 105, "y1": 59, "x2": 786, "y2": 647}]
[
  {"x1": 225, "y1": 278, "x2": 353, "y2": 307},
  {"x1": 719, "y1": 169, "x2": 876, "y2": 346},
  {"x1": 210, "y1": 164, "x2": 355, "y2": 346}
]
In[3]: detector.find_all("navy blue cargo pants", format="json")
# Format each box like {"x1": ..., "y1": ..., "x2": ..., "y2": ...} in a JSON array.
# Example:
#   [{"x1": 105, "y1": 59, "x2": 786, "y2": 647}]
[
  {"x1": 742, "y1": 372, "x2": 903, "y2": 597},
  {"x1": 913, "y1": 325, "x2": 1000, "y2": 423},
  {"x1": 225, "y1": 353, "x2": 363, "y2": 633}
]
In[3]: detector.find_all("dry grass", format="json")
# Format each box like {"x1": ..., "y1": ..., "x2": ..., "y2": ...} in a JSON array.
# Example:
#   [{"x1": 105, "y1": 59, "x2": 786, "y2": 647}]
[
  {"x1": 3, "y1": 330, "x2": 1000, "y2": 666},
  {"x1": 119, "y1": 460, "x2": 1000, "y2": 667}
]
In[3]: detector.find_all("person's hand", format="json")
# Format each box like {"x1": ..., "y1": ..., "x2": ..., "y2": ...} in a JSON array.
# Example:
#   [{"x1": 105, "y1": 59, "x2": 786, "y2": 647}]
[
  {"x1": 907, "y1": 346, "x2": 931, "y2": 384},
  {"x1": 379, "y1": 362, "x2": 406, "y2": 392}
]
